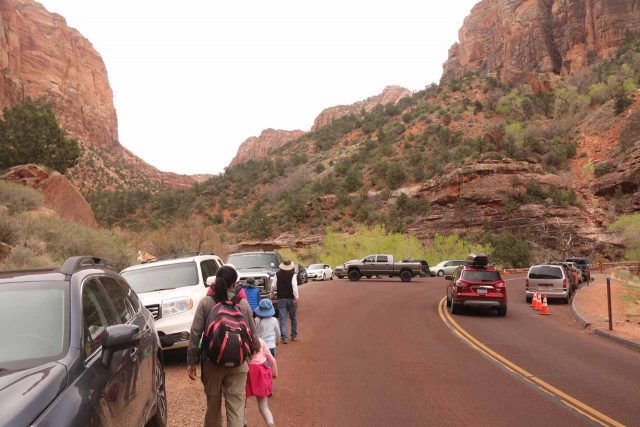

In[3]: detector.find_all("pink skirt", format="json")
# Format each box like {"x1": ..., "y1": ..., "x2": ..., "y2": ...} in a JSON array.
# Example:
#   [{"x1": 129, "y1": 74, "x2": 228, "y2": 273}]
[{"x1": 246, "y1": 362, "x2": 273, "y2": 398}]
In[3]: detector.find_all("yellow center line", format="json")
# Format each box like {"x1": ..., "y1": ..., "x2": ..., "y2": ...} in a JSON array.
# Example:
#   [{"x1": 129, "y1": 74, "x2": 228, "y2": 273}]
[{"x1": 437, "y1": 297, "x2": 625, "y2": 427}]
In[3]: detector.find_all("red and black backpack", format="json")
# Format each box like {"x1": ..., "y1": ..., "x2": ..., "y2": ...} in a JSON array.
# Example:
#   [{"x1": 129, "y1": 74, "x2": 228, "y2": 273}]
[{"x1": 202, "y1": 296, "x2": 253, "y2": 367}]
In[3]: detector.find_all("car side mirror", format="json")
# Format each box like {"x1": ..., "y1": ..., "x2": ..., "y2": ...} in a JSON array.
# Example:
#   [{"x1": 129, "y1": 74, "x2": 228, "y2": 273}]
[
  {"x1": 445, "y1": 275, "x2": 454, "y2": 281},
  {"x1": 102, "y1": 324, "x2": 140, "y2": 366}
]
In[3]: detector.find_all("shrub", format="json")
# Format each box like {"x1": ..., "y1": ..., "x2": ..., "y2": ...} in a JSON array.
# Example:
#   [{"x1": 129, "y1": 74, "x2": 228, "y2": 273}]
[
  {"x1": 0, "y1": 238, "x2": 54, "y2": 270},
  {"x1": 0, "y1": 207, "x2": 17, "y2": 245},
  {"x1": 0, "y1": 181, "x2": 44, "y2": 213},
  {"x1": 18, "y1": 212, "x2": 133, "y2": 270},
  {"x1": 620, "y1": 109, "x2": 640, "y2": 150},
  {"x1": 0, "y1": 100, "x2": 80, "y2": 172},
  {"x1": 609, "y1": 213, "x2": 640, "y2": 260},
  {"x1": 594, "y1": 162, "x2": 612, "y2": 177},
  {"x1": 488, "y1": 232, "x2": 531, "y2": 268}
]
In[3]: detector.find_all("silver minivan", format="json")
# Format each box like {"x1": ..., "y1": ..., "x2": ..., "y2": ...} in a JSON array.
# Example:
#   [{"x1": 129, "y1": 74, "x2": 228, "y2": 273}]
[{"x1": 526, "y1": 264, "x2": 570, "y2": 303}]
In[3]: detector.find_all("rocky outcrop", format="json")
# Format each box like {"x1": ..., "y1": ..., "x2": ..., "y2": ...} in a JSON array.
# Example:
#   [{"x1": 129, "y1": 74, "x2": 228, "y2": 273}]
[
  {"x1": 230, "y1": 129, "x2": 306, "y2": 167},
  {"x1": 311, "y1": 85, "x2": 412, "y2": 131},
  {"x1": 442, "y1": 0, "x2": 640, "y2": 84},
  {"x1": 405, "y1": 159, "x2": 617, "y2": 254},
  {"x1": 232, "y1": 233, "x2": 324, "y2": 252},
  {"x1": 0, "y1": 0, "x2": 194, "y2": 191},
  {"x1": 2, "y1": 164, "x2": 97, "y2": 227}
]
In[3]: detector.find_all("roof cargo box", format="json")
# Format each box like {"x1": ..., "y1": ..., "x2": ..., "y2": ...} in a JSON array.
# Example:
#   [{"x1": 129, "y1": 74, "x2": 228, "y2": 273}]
[{"x1": 466, "y1": 254, "x2": 488, "y2": 268}]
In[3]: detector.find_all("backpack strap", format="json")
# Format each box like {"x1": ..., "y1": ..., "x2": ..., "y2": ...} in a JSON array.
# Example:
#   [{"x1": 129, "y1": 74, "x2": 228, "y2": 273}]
[{"x1": 230, "y1": 295, "x2": 242, "y2": 305}]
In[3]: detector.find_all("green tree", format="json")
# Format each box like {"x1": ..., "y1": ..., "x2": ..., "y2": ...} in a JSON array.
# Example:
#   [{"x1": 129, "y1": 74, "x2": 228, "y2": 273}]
[
  {"x1": 488, "y1": 232, "x2": 531, "y2": 268},
  {"x1": 0, "y1": 100, "x2": 80, "y2": 172}
]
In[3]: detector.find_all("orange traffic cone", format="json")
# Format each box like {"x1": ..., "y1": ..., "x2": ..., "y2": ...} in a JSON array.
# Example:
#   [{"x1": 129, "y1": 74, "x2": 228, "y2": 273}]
[
  {"x1": 531, "y1": 292, "x2": 538, "y2": 309},
  {"x1": 535, "y1": 292, "x2": 543, "y2": 311},
  {"x1": 539, "y1": 295, "x2": 550, "y2": 315}
]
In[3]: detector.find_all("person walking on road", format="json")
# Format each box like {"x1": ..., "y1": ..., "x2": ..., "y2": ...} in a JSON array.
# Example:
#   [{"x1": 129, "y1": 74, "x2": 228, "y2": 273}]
[
  {"x1": 274, "y1": 259, "x2": 299, "y2": 343},
  {"x1": 187, "y1": 265, "x2": 260, "y2": 427},
  {"x1": 254, "y1": 298, "x2": 281, "y2": 356},
  {"x1": 245, "y1": 337, "x2": 278, "y2": 427}
]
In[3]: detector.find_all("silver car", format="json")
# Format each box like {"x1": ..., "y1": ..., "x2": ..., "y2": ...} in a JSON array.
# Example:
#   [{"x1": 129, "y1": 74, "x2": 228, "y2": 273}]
[
  {"x1": 430, "y1": 260, "x2": 466, "y2": 277},
  {"x1": 526, "y1": 264, "x2": 571, "y2": 303}
]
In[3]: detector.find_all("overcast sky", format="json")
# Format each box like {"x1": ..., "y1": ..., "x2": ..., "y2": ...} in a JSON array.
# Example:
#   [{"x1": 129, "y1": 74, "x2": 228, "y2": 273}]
[{"x1": 38, "y1": 0, "x2": 478, "y2": 175}]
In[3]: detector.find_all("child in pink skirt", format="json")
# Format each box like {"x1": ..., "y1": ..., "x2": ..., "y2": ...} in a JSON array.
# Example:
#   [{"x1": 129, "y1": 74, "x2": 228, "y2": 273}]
[{"x1": 246, "y1": 337, "x2": 278, "y2": 426}]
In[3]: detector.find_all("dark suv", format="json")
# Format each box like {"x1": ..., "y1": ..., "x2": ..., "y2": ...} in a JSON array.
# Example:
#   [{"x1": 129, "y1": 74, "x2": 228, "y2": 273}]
[
  {"x1": 446, "y1": 254, "x2": 507, "y2": 316},
  {"x1": 0, "y1": 256, "x2": 167, "y2": 427}
]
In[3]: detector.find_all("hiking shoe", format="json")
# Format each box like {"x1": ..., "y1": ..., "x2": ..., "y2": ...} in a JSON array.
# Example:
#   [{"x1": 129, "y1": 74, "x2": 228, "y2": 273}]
[
  {"x1": 282, "y1": 339, "x2": 288, "y2": 344},
  {"x1": 292, "y1": 336, "x2": 297, "y2": 341}
]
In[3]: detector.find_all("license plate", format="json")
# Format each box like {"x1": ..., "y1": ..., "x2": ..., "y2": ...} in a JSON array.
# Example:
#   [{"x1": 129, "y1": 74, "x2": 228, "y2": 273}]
[
  {"x1": 539, "y1": 284, "x2": 552, "y2": 287},
  {"x1": 476, "y1": 288, "x2": 487, "y2": 294}
]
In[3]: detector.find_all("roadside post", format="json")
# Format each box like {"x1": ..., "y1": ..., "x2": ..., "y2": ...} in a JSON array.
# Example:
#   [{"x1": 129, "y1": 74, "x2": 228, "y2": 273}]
[{"x1": 606, "y1": 275, "x2": 613, "y2": 331}]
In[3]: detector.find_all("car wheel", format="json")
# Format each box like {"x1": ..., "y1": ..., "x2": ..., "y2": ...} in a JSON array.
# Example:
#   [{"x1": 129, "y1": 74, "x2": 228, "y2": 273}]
[
  {"x1": 147, "y1": 353, "x2": 168, "y2": 427},
  {"x1": 446, "y1": 293, "x2": 451, "y2": 307},
  {"x1": 437, "y1": 270, "x2": 444, "y2": 277},
  {"x1": 322, "y1": 273, "x2": 326, "y2": 281},
  {"x1": 400, "y1": 270, "x2": 412, "y2": 282},
  {"x1": 526, "y1": 296, "x2": 532, "y2": 303},
  {"x1": 450, "y1": 299, "x2": 461, "y2": 315},
  {"x1": 348, "y1": 270, "x2": 361, "y2": 281},
  {"x1": 497, "y1": 305, "x2": 507, "y2": 317},
  {"x1": 330, "y1": 273, "x2": 334, "y2": 280},
  {"x1": 366, "y1": 275, "x2": 372, "y2": 279}
]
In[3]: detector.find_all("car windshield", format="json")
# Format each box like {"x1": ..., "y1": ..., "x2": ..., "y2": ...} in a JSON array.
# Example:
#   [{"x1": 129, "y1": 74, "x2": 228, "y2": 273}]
[
  {"x1": 122, "y1": 262, "x2": 199, "y2": 293},
  {"x1": 308, "y1": 264, "x2": 324, "y2": 269},
  {"x1": 566, "y1": 258, "x2": 588, "y2": 266},
  {"x1": 0, "y1": 281, "x2": 68, "y2": 368},
  {"x1": 228, "y1": 253, "x2": 279, "y2": 270},
  {"x1": 530, "y1": 266, "x2": 563, "y2": 279},
  {"x1": 462, "y1": 270, "x2": 501, "y2": 282}
]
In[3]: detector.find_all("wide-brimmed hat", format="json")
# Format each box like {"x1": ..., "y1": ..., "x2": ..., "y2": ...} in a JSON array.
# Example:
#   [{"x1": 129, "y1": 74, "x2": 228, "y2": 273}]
[
  {"x1": 254, "y1": 298, "x2": 275, "y2": 317},
  {"x1": 279, "y1": 259, "x2": 295, "y2": 271}
]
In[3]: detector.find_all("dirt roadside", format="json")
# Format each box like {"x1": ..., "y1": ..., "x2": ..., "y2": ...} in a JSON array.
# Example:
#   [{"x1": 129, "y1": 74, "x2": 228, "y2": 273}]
[{"x1": 573, "y1": 272, "x2": 640, "y2": 344}]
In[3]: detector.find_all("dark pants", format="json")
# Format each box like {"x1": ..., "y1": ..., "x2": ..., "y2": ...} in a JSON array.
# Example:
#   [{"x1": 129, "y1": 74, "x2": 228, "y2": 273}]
[
  {"x1": 269, "y1": 347, "x2": 276, "y2": 357},
  {"x1": 278, "y1": 298, "x2": 297, "y2": 340}
]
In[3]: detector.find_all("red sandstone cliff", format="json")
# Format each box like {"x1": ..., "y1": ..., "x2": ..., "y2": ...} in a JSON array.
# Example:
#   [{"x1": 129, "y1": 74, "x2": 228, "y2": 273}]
[
  {"x1": 442, "y1": 0, "x2": 640, "y2": 84},
  {"x1": 0, "y1": 0, "x2": 194, "y2": 192},
  {"x1": 230, "y1": 129, "x2": 306, "y2": 167},
  {"x1": 311, "y1": 85, "x2": 412, "y2": 131}
]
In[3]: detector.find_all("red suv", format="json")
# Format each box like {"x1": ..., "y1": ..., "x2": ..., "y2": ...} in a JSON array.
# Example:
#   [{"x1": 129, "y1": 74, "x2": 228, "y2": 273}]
[{"x1": 445, "y1": 254, "x2": 507, "y2": 316}]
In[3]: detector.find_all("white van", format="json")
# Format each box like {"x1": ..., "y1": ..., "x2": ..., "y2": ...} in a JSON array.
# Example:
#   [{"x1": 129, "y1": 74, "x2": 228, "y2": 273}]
[{"x1": 121, "y1": 254, "x2": 223, "y2": 350}]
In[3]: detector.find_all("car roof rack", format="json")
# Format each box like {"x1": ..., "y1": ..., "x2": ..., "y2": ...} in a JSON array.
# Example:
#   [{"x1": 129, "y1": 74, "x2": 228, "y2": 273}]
[
  {"x1": 60, "y1": 256, "x2": 113, "y2": 275},
  {"x1": 466, "y1": 253, "x2": 489, "y2": 268}
]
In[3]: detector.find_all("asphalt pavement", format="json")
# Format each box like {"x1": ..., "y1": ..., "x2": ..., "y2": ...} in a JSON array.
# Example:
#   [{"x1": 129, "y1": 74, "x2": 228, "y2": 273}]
[{"x1": 165, "y1": 276, "x2": 640, "y2": 426}]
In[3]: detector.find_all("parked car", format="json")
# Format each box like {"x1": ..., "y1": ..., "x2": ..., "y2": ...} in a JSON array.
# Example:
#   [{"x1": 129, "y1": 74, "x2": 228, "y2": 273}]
[
  {"x1": 403, "y1": 259, "x2": 430, "y2": 277},
  {"x1": 430, "y1": 260, "x2": 466, "y2": 277},
  {"x1": 526, "y1": 264, "x2": 571, "y2": 303},
  {"x1": 120, "y1": 253, "x2": 223, "y2": 350},
  {"x1": 227, "y1": 251, "x2": 281, "y2": 302},
  {"x1": 344, "y1": 255, "x2": 422, "y2": 282},
  {"x1": 307, "y1": 264, "x2": 334, "y2": 281},
  {"x1": 446, "y1": 254, "x2": 507, "y2": 316},
  {"x1": 0, "y1": 256, "x2": 167, "y2": 427},
  {"x1": 565, "y1": 257, "x2": 591, "y2": 282},
  {"x1": 295, "y1": 264, "x2": 308, "y2": 284}
]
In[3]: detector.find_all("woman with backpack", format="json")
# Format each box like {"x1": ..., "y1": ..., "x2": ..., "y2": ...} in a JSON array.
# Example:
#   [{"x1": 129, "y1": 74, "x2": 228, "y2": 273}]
[{"x1": 187, "y1": 265, "x2": 260, "y2": 427}]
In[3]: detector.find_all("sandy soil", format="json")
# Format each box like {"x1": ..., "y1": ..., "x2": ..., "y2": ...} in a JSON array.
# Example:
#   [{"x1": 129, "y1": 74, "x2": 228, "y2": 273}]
[{"x1": 573, "y1": 273, "x2": 640, "y2": 343}]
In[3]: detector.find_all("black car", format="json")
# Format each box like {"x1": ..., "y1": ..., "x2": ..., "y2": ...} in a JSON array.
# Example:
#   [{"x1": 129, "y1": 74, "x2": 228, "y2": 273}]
[
  {"x1": 0, "y1": 256, "x2": 167, "y2": 427},
  {"x1": 402, "y1": 259, "x2": 431, "y2": 277}
]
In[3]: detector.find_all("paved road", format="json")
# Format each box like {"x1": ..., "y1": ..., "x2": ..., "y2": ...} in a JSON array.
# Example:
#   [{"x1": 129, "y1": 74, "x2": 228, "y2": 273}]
[{"x1": 165, "y1": 276, "x2": 640, "y2": 426}]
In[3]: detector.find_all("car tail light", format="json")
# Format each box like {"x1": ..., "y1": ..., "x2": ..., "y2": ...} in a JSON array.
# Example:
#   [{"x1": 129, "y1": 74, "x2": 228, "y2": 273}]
[
  {"x1": 456, "y1": 280, "x2": 469, "y2": 291},
  {"x1": 494, "y1": 281, "x2": 506, "y2": 292},
  {"x1": 563, "y1": 279, "x2": 567, "y2": 289}
]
